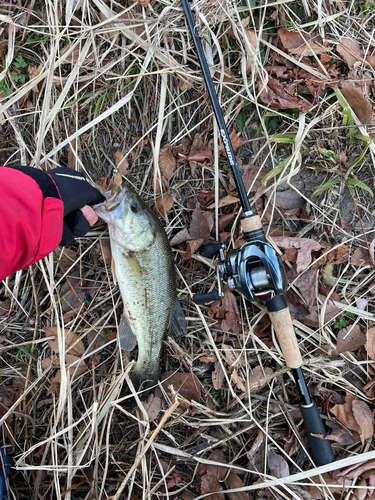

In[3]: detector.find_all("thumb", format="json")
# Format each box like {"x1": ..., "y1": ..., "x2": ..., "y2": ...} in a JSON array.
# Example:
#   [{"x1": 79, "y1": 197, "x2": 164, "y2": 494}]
[{"x1": 80, "y1": 205, "x2": 98, "y2": 226}]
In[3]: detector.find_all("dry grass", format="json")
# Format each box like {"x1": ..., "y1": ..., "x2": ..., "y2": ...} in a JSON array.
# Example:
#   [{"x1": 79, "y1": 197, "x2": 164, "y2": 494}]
[{"x1": 1, "y1": 0, "x2": 375, "y2": 498}]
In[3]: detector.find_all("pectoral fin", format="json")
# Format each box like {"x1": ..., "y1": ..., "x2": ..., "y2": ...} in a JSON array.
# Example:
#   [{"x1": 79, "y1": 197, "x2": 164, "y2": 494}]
[
  {"x1": 124, "y1": 252, "x2": 143, "y2": 280},
  {"x1": 168, "y1": 299, "x2": 186, "y2": 338},
  {"x1": 118, "y1": 312, "x2": 137, "y2": 351}
]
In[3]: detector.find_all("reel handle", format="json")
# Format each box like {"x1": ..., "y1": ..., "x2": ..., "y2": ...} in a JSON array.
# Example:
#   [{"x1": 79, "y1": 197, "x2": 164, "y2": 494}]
[{"x1": 193, "y1": 291, "x2": 222, "y2": 305}]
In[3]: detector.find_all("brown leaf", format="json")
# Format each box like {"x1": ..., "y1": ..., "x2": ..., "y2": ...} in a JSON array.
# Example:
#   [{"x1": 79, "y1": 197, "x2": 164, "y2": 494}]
[
  {"x1": 273, "y1": 190, "x2": 304, "y2": 209},
  {"x1": 143, "y1": 394, "x2": 162, "y2": 421},
  {"x1": 350, "y1": 247, "x2": 373, "y2": 267},
  {"x1": 272, "y1": 236, "x2": 322, "y2": 272},
  {"x1": 96, "y1": 239, "x2": 112, "y2": 264},
  {"x1": 44, "y1": 327, "x2": 85, "y2": 357},
  {"x1": 294, "y1": 268, "x2": 318, "y2": 307},
  {"x1": 159, "y1": 144, "x2": 176, "y2": 181},
  {"x1": 341, "y1": 217, "x2": 354, "y2": 230},
  {"x1": 259, "y1": 77, "x2": 311, "y2": 112},
  {"x1": 212, "y1": 361, "x2": 225, "y2": 390},
  {"x1": 181, "y1": 239, "x2": 204, "y2": 260},
  {"x1": 341, "y1": 82, "x2": 373, "y2": 126},
  {"x1": 248, "y1": 366, "x2": 274, "y2": 394},
  {"x1": 337, "y1": 38, "x2": 363, "y2": 68},
  {"x1": 325, "y1": 421, "x2": 360, "y2": 445},
  {"x1": 367, "y1": 327, "x2": 375, "y2": 361},
  {"x1": 231, "y1": 368, "x2": 246, "y2": 392},
  {"x1": 113, "y1": 151, "x2": 129, "y2": 176},
  {"x1": 157, "y1": 371, "x2": 201, "y2": 404},
  {"x1": 189, "y1": 204, "x2": 214, "y2": 241},
  {"x1": 209, "y1": 194, "x2": 240, "y2": 210},
  {"x1": 336, "y1": 325, "x2": 366, "y2": 354},
  {"x1": 189, "y1": 133, "x2": 204, "y2": 174},
  {"x1": 179, "y1": 77, "x2": 193, "y2": 91},
  {"x1": 53, "y1": 247, "x2": 78, "y2": 272},
  {"x1": 334, "y1": 460, "x2": 375, "y2": 481},
  {"x1": 352, "y1": 399, "x2": 374, "y2": 444},
  {"x1": 301, "y1": 304, "x2": 341, "y2": 328},
  {"x1": 170, "y1": 228, "x2": 191, "y2": 246},
  {"x1": 154, "y1": 193, "x2": 174, "y2": 217},
  {"x1": 27, "y1": 64, "x2": 42, "y2": 93},
  {"x1": 217, "y1": 213, "x2": 236, "y2": 232},
  {"x1": 309, "y1": 473, "x2": 341, "y2": 499},
  {"x1": 278, "y1": 28, "x2": 330, "y2": 56},
  {"x1": 220, "y1": 130, "x2": 245, "y2": 156},
  {"x1": 67, "y1": 139, "x2": 78, "y2": 170},
  {"x1": 267, "y1": 450, "x2": 289, "y2": 478},
  {"x1": 188, "y1": 149, "x2": 213, "y2": 163},
  {"x1": 224, "y1": 472, "x2": 249, "y2": 500},
  {"x1": 198, "y1": 449, "x2": 226, "y2": 500},
  {"x1": 208, "y1": 289, "x2": 241, "y2": 333}
]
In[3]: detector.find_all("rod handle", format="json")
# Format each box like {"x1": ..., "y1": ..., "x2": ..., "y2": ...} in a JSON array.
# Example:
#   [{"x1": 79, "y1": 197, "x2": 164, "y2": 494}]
[
  {"x1": 300, "y1": 403, "x2": 335, "y2": 466},
  {"x1": 267, "y1": 296, "x2": 302, "y2": 369}
]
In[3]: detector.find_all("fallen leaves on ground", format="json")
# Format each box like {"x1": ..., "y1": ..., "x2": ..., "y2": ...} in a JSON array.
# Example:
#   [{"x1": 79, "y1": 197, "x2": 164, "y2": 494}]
[
  {"x1": 268, "y1": 450, "x2": 289, "y2": 478},
  {"x1": 350, "y1": 247, "x2": 373, "y2": 267},
  {"x1": 196, "y1": 449, "x2": 226, "y2": 500},
  {"x1": 259, "y1": 77, "x2": 311, "y2": 112},
  {"x1": 220, "y1": 130, "x2": 245, "y2": 156},
  {"x1": 224, "y1": 472, "x2": 249, "y2": 500},
  {"x1": 142, "y1": 393, "x2": 162, "y2": 421},
  {"x1": 272, "y1": 236, "x2": 322, "y2": 272},
  {"x1": 336, "y1": 37, "x2": 363, "y2": 68},
  {"x1": 154, "y1": 193, "x2": 174, "y2": 217},
  {"x1": 156, "y1": 371, "x2": 201, "y2": 406},
  {"x1": 189, "y1": 203, "x2": 214, "y2": 241},
  {"x1": 208, "y1": 288, "x2": 241, "y2": 334},
  {"x1": 272, "y1": 189, "x2": 305, "y2": 209},
  {"x1": 330, "y1": 393, "x2": 374, "y2": 444},
  {"x1": 278, "y1": 28, "x2": 330, "y2": 56},
  {"x1": 366, "y1": 326, "x2": 375, "y2": 361},
  {"x1": 208, "y1": 194, "x2": 240, "y2": 210},
  {"x1": 248, "y1": 366, "x2": 274, "y2": 394},
  {"x1": 336, "y1": 325, "x2": 366, "y2": 354},
  {"x1": 341, "y1": 82, "x2": 373, "y2": 126},
  {"x1": 158, "y1": 143, "x2": 176, "y2": 181}
]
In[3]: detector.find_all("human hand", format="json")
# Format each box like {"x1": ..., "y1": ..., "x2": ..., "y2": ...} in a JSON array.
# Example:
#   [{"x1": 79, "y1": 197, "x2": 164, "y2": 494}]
[{"x1": 47, "y1": 167, "x2": 105, "y2": 245}]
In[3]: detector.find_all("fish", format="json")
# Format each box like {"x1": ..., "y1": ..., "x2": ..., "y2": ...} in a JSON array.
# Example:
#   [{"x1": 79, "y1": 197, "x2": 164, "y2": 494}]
[{"x1": 94, "y1": 182, "x2": 186, "y2": 394}]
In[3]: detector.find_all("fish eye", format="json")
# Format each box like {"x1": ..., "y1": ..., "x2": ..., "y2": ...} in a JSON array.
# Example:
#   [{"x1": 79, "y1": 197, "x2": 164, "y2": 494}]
[{"x1": 130, "y1": 203, "x2": 140, "y2": 213}]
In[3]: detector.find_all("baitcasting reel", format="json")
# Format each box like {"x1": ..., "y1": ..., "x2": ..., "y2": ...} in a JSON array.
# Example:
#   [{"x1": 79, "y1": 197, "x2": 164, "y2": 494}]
[{"x1": 193, "y1": 216, "x2": 288, "y2": 306}]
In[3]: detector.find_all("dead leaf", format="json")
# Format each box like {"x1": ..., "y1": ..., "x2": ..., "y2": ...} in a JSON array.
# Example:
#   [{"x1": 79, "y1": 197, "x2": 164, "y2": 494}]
[
  {"x1": 197, "y1": 449, "x2": 226, "y2": 500},
  {"x1": 334, "y1": 459, "x2": 375, "y2": 482},
  {"x1": 350, "y1": 247, "x2": 373, "y2": 267},
  {"x1": 217, "y1": 213, "x2": 236, "y2": 232},
  {"x1": 341, "y1": 217, "x2": 354, "y2": 230},
  {"x1": 0, "y1": 298, "x2": 11, "y2": 317},
  {"x1": 208, "y1": 288, "x2": 241, "y2": 333},
  {"x1": 220, "y1": 130, "x2": 245, "y2": 156},
  {"x1": 294, "y1": 268, "x2": 318, "y2": 307},
  {"x1": 272, "y1": 190, "x2": 304, "y2": 209},
  {"x1": 336, "y1": 326, "x2": 366, "y2": 354},
  {"x1": 156, "y1": 371, "x2": 201, "y2": 405},
  {"x1": 189, "y1": 133, "x2": 204, "y2": 174},
  {"x1": 143, "y1": 394, "x2": 162, "y2": 421},
  {"x1": 44, "y1": 327, "x2": 85, "y2": 357},
  {"x1": 113, "y1": 151, "x2": 129, "y2": 176},
  {"x1": 96, "y1": 239, "x2": 112, "y2": 264},
  {"x1": 267, "y1": 450, "x2": 289, "y2": 478},
  {"x1": 188, "y1": 149, "x2": 213, "y2": 163},
  {"x1": 330, "y1": 394, "x2": 374, "y2": 444},
  {"x1": 325, "y1": 421, "x2": 360, "y2": 445},
  {"x1": 179, "y1": 77, "x2": 193, "y2": 91},
  {"x1": 159, "y1": 144, "x2": 176, "y2": 181},
  {"x1": 248, "y1": 366, "x2": 274, "y2": 394},
  {"x1": 367, "y1": 327, "x2": 375, "y2": 361},
  {"x1": 259, "y1": 77, "x2": 311, "y2": 112},
  {"x1": 189, "y1": 204, "x2": 214, "y2": 241},
  {"x1": 53, "y1": 247, "x2": 78, "y2": 272},
  {"x1": 337, "y1": 38, "x2": 363, "y2": 68},
  {"x1": 229, "y1": 164, "x2": 268, "y2": 193},
  {"x1": 154, "y1": 193, "x2": 174, "y2": 217},
  {"x1": 28, "y1": 64, "x2": 42, "y2": 93},
  {"x1": 170, "y1": 228, "x2": 191, "y2": 246},
  {"x1": 231, "y1": 369, "x2": 246, "y2": 392},
  {"x1": 278, "y1": 28, "x2": 330, "y2": 56},
  {"x1": 341, "y1": 82, "x2": 373, "y2": 126},
  {"x1": 272, "y1": 236, "x2": 322, "y2": 272},
  {"x1": 212, "y1": 361, "x2": 225, "y2": 390},
  {"x1": 224, "y1": 472, "x2": 249, "y2": 500},
  {"x1": 209, "y1": 194, "x2": 240, "y2": 210},
  {"x1": 309, "y1": 473, "x2": 341, "y2": 499},
  {"x1": 181, "y1": 239, "x2": 204, "y2": 259},
  {"x1": 301, "y1": 304, "x2": 341, "y2": 328}
]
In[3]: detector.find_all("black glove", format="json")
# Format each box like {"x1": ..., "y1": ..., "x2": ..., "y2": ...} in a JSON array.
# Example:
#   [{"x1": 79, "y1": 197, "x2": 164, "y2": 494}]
[
  {"x1": 9, "y1": 165, "x2": 105, "y2": 246},
  {"x1": 48, "y1": 167, "x2": 105, "y2": 245}
]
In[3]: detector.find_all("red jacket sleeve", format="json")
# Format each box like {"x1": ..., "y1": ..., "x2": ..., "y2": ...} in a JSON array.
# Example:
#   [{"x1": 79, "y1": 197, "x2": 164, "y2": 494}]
[{"x1": 0, "y1": 168, "x2": 64, "y2": 281}]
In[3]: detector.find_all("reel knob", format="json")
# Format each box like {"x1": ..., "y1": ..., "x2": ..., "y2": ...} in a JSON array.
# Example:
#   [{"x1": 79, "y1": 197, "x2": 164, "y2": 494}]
[{"x1": 193, "y1": 290, "x2": 223, "y2": 305}]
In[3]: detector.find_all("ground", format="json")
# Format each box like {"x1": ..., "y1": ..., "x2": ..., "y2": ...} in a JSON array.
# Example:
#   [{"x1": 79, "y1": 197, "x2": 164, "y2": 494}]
[{"x1": 1, "y1": 0, "x2": 375, "y2": 499}]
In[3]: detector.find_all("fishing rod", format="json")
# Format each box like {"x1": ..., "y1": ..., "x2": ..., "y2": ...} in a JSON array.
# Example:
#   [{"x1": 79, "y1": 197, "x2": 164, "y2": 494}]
[{"x1": 180, "y1": 0, "x2": 335, "y2": 467}]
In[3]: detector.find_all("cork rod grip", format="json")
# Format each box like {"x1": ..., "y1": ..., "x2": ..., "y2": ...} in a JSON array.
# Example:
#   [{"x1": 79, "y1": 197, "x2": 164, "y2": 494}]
[{"x1": 268, "y1": 308, "x2": 302, "y2": 369}]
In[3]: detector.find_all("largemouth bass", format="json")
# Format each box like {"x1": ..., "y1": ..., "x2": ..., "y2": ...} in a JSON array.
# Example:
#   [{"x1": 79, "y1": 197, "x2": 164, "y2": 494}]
[{"x1": 94, "y1": 182, "x2": 186, "y2": 394}]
